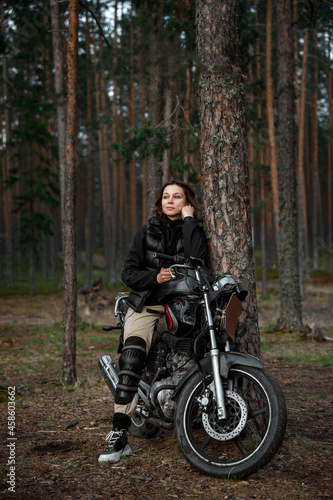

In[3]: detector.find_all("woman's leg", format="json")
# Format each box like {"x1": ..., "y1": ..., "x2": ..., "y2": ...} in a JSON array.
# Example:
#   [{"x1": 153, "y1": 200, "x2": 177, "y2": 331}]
[
  {"x1": 114, "y1": 305, "x2": 165, "y2": 420},
  {"x1": 98, "y1": 306, "x2": 165, "y2": 463}
]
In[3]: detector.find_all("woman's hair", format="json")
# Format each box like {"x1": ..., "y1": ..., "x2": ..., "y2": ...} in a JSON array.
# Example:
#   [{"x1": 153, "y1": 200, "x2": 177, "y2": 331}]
[{"x1": 154, "y1": 180, "x2": 199, "y2": 219}]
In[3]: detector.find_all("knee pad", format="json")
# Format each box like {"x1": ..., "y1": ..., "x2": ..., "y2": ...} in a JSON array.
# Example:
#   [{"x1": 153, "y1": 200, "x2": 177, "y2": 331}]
[{"x1": 115, "y1": 337, "x2": 146, "y2": 405}]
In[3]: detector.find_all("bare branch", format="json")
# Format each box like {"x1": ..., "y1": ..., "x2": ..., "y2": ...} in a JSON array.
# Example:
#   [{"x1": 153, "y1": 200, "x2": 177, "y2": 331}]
[{"x1": 79, "y1": 0, "x2": 112, "y2": 49}]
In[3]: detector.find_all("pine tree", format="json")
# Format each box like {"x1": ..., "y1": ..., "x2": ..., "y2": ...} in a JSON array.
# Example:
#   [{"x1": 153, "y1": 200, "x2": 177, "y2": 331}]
[
  {"x1": 196, "y1": 0, "x2": 259, "y2": 355},
  {"x1": 276, "y1": 0, "x2": 303, "y2": 331}
]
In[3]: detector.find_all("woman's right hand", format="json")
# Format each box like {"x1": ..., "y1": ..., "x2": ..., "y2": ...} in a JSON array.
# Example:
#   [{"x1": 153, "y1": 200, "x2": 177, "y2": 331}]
[{"x1": 157, "y1": 267, "x2": 175, "y2": 284}]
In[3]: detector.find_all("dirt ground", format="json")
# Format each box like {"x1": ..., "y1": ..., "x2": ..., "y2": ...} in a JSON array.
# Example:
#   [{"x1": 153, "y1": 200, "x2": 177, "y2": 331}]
[{"x1": 0, "y1": 282, "x2": 333, "y2": 499}]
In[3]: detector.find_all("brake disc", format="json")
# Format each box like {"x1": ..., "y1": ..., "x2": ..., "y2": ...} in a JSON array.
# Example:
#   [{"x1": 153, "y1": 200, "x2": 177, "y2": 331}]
[{"x1": 202, "y1": 390, "x2": 248, "y2": 441}]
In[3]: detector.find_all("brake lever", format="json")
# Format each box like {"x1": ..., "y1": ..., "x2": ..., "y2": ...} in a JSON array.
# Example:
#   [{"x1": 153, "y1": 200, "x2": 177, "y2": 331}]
[
  {"x1": 168, "y1": 265, "x2": 177, "y2": 279},
  {"x1": 168, "y1": 263, "x2": 193, "y2": 279}
]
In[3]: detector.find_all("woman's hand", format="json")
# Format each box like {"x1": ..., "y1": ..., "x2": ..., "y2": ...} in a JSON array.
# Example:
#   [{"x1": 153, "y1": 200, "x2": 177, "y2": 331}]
[
  {"x1": 181, "y1": 204, "x2": 195, "y2": 219},
  {"x1": 157, "y1": 268, "x2": 175, "y2": 284}
]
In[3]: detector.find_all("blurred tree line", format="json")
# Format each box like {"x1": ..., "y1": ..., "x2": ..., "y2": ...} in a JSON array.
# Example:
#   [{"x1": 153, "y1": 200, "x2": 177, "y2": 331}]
[{"x1": 0, "y1": 0, "x2": 332, "y2": 295}]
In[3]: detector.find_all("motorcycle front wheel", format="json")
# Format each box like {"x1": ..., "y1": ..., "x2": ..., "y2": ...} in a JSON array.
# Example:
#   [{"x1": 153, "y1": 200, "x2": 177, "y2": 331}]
[{"x1": 174, "y1": 365, "x2": 287, "y2": 479}]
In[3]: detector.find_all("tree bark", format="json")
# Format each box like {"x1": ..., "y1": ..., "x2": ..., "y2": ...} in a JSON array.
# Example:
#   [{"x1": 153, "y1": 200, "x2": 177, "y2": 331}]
[
  {"x1": 293, "y1": 0, "x2": 299, "y2": 119},
  {"x1": 128, "y1": 3, "x2": 138, "y2": 235},
  {"x1": 83, "y1": 12, "x2": 95, "y2": 290},
  {"x1": 137, "y1": 26, "x2": 147, "y2": 224},
  {"x1": 276, "y1": 0, "x2": 303, "y2": 331},
  {"x1": 62, "y1": 0, "x2": 78, "y2": 384},
  {"x1": 312, "y1": 29, "x2": 319, "y2": 271},
  {"x1": 111, "y1": 0, "x2": 122, "y2": 270},
  {"x1": 327, "y1": 43, "x2": 333, "y2": 273},
  {"x1": 183, "y1": 59, "x2": 194, "y2": 183},
  {"x1": 96, "y1": 35, "x2": 114, "y2": 281},
  {"x1": 1, "y1": 2, "x2": 15, "y2": 287},
  {"x1": 162, "y1": 86, "x2": 173, "y2": 184},
  {"x1": 297, "y1": 28, "x2": 309, "y2": 296},
  {"x1": 255, "y1": 34, "x2": 267, "y2": 297},
  {"x1": 260, "y1": 168, "x2": 267, "y2": 298},
  {"x1": 50, "y1": 0, "x2": 66, "y2": 251},
  {"x1": 196, "y1": 0, "x2": 259, "y2": 356},
  {"x1": 146, "y1": 4, "x2": 164, "y2": 218},
  {"x1": 265, "y1": 0, "x2": 280, "y2": 254}
]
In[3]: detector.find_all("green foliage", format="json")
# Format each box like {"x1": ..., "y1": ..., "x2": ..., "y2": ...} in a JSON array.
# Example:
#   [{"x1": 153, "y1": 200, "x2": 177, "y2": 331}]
[{"x1": 112, "y1": 125, "x2": 166, "y2": 161}]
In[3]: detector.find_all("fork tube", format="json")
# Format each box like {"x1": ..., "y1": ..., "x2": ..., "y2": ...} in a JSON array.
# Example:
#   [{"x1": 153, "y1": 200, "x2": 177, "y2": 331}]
[{"x1": 203, "y1": 291, "x2": 227, "y2": 419}]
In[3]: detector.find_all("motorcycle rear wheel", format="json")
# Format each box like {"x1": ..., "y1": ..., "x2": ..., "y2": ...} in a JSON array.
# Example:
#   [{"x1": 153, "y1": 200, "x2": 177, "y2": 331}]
[
  {"x1": 174, "y1": 365, "x2": 287, "y2": 479},
  {"x1": 129, "y1": 415, "x2": 159, "y2": 439}
]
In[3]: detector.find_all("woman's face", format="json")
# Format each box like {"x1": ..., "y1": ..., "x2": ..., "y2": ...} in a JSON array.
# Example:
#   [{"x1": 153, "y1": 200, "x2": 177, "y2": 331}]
[{"x1": 161, "y1": 184, "x2": 187, "y2": 220}]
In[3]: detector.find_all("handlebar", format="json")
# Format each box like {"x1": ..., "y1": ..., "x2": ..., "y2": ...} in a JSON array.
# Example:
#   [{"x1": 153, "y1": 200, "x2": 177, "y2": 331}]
[{"x1": 152, "y1": 252, "x2": 199, "y2": 266}]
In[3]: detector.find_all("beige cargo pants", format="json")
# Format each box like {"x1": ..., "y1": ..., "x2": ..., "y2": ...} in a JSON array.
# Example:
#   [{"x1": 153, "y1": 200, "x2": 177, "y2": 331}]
[{"x1": 114, "y1": 305, "x2": 166, "y2": 417}]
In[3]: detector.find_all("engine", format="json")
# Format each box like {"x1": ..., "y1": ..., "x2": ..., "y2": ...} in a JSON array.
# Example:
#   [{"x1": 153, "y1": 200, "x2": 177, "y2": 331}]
[{"x1": 149, "y1": 348, "x2": 195, "y2": 419}]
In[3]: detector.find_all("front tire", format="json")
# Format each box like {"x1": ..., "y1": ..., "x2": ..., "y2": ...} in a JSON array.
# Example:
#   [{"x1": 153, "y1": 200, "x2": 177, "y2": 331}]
[{"x1": 174, "y1": 365, "x2": 287, "y2": 479}]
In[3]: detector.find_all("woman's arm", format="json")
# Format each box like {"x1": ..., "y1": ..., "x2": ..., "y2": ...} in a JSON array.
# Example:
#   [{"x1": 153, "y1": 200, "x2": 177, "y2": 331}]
[{"x1": 182, "y1": 217, "x2": 207, "y2": 259}]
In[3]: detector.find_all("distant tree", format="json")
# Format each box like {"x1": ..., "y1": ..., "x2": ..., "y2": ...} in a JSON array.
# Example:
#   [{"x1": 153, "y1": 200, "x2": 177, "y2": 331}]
[
  {"x1": 276, "y1": 0, "x2": 303, "y2": 331},
  {"x1": 1, "y1": 2, "x2": 14, "y2": 287},
  {"x1": 50, "y1": 0, "x2": 66, "y2": 249},
  {"x1": 83, "y1": 12, "x2": 95, "y2": 290},
  {"x1": 265, "y1": 0, "x2": 280, "y2": 254},
  {"x1": 146, "y1": 1, "x2": 164, "y2": 217},
  {"x1": 62, "y1": 0, "x2": 79, "y2": 384},
  {"x1": 196, "y1": 0, "x2": 259, "y2": 355},
  {"x1": 297, "y1": 27, "x2": 309, "y2": 297}
]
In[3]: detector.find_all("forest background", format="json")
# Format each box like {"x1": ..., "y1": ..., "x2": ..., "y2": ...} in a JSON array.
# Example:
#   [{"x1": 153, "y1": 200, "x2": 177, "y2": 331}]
[
  {"x1": 1, "y1": 0, "x2": 332, "y2": 294},
  {"x1": 0, "y1": 1, "x2": 333, "y2": 497}
]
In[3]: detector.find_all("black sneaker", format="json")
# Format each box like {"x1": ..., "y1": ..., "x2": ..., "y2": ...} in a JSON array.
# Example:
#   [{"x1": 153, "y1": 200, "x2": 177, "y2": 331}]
[{"x1": 98, "y1": 429, "x2": 132, "y2": 463}]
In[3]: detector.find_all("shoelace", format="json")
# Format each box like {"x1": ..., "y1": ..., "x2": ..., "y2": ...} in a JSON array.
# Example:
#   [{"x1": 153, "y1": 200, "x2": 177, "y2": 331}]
[{"x1": 105, "y1": 429, "x2": 122, "y2": 443}]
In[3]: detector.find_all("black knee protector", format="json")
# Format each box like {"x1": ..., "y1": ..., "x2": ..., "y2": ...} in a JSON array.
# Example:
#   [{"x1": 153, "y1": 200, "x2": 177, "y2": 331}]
[{"x1": 115, "y1": 337, "x2": 146, "y2": 405}]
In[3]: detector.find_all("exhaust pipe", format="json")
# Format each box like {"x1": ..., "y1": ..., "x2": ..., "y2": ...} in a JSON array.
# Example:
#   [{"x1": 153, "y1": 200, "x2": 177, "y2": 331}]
[{"x1": 98, "y1": 355, "x2": 119, "y2": 395}]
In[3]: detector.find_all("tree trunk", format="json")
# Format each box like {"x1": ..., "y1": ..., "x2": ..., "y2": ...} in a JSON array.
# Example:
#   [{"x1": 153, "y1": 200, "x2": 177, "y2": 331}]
[
  {"x1": 183, "y1": 60, "x2": 193, "y2": 184},
  {"x1": 146, "y1": 6, "x2": 164, "y2": 218},
  {"x1": 137, "y1": 26, "x2": 147, "y2": 224},
  {"x1": 255, "y1": 35, "x2": 267, "y2": 297},
  {"x1": 96, "y1": 35, "x2": 114, "y2": 282},
  {"x1": 327, "y1": 44, "x2": 333, "y2": 273},
  {"x1": 128, "y1": 3, "x2": 138, "y2": 235},
  {"x1": 260, "y1": 168, "x2": 267, "y2": 298},
  {"x1": 196, "y1": 0, "x2": 259, "y2": 356},
  {"x1": 62, "y1": 0, "x2": 78, "y2": 384},
  {"x1": 1, "y1": 2, "x2": 14, "y2": 287},
  {"x1": 265, "y1": 0, "x2": 280, "y2": 255},
  {"x1": 162, "y1": 86, "x2": 173, "y2": 184},
  {"x1": 118, "y1": 11, "x2": 129, "y2": 246},
  {"x1": 326, "y1": 37, "x2": 333, "y2": 273},
  {"x1": 293, "y1": 0, "x2": 299, "y2": 119},
  {"x1": 83, "y1": 12, "x2": 95, "y2": 290},
  {"x1": 276, "y1": 0, "x2": 302, "y2": 331},
  {"x1": 50, "y1": 0, "x2": 66, "y2": 251},
  {"x1": 111, "y1": 0, "x2": 122, "y2": 271},
  {"x1": 297, "y1": 28, "x2": 309, "y2": 296},
  {"x1": 312, "y1": 29, "x2": 319, "y2": 271}
]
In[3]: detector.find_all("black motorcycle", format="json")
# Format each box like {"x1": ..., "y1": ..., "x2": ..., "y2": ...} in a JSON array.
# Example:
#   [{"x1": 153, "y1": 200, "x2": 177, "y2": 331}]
[{"x1": 99, "y1": 253, "x2": 287, "y2": 478}]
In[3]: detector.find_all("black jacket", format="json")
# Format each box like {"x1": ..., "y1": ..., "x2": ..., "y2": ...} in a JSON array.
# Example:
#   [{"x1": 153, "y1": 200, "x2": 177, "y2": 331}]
[{"x1": 121, "y1": 215, "x2": 207, "y2": 312}]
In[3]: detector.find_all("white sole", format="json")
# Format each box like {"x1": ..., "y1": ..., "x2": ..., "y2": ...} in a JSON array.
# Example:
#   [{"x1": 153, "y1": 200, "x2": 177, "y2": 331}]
[{"x1": 98, "y1": 444, "x2": 132, "y2": 463}]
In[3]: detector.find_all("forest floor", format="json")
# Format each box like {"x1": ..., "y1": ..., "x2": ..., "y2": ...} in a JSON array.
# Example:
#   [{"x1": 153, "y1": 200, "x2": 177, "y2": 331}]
[{"x1": 0, "y1": 278, "x2": 333, "y2": 499}]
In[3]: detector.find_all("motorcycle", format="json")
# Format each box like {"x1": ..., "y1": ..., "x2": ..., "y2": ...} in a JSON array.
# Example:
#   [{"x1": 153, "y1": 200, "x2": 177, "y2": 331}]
[{"x1": 99, "y1": 253, "x2": 287, "y2": 478}]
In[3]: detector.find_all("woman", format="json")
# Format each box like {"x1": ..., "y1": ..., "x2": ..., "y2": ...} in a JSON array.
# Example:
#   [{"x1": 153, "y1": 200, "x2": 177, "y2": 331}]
[{"x1": 98, "y1": 180, "x2": 207, "y2": 463}]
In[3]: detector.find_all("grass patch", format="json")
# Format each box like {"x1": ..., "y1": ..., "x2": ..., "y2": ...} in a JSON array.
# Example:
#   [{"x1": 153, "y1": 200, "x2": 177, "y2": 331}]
[{"x1": 276, "y1": 351, "x2": 332, "y2": 366}]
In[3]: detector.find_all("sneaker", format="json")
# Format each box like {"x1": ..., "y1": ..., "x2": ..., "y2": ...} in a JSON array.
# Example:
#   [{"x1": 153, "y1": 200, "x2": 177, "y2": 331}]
[{"x1": 98, "y1": 429, "x2": 132, "y2": 463}]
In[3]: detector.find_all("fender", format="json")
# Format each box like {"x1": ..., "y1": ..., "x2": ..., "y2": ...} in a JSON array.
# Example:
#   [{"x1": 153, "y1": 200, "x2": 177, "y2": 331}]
[{"x1": 172, "y1": 351, "x2": 264, "y2": 400}]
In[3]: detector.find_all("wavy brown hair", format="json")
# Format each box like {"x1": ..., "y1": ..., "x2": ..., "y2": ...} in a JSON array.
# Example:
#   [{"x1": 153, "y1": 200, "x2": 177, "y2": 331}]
[{"x1": 154, "y1": 180, "x2": 199, "y2": 219}]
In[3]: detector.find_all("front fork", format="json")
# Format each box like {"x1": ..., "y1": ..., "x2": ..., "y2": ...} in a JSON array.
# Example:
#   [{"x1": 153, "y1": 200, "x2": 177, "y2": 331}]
[{"x1": 203, "y1": 290, "x2": 227, "y2": 419}]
